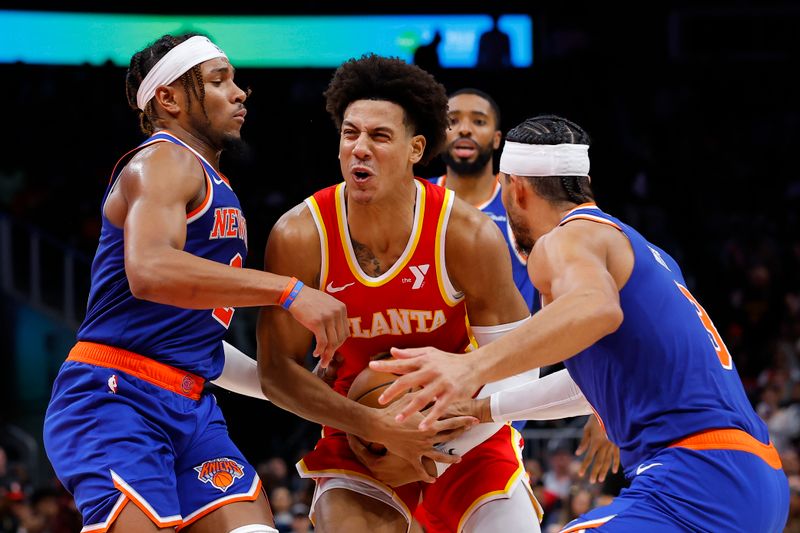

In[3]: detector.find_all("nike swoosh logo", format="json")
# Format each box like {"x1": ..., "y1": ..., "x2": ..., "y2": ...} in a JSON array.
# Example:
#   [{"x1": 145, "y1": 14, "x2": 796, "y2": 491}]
[
  {"x1": 326, "y1": 281, "x2": 355, "y2": 293},
  {"x1": 211, "y1": 175, "x2": 224, "y2": 185},
  {"x1": 635, "y1": 462, "x2": 663, "y2": 475}
]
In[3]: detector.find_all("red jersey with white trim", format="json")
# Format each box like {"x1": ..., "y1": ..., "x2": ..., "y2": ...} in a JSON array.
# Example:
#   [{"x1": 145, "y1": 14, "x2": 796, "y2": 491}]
[
  {"x1": 299, "y1": 179, "x2": 540, "y2": 530},
  {"x1": 305, "y1": 179, "x2": 471, "y2": 406}
]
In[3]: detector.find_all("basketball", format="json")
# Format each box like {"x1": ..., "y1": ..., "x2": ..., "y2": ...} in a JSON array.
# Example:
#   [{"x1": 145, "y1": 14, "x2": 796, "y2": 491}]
[{"x1": 347, "y1": 355, "x2": 438, "y2": 478}]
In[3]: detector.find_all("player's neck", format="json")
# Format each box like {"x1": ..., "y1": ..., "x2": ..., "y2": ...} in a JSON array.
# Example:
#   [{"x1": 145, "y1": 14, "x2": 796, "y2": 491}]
[
  {"x1": 155, "y1": 125, "x2": 221, "y2": 169},
  {"x1": 346, "y1": 179, "x2": 417, "y2": 253},
  {"x1": 444, "y1": 165, "x2": 496, "y2": 207},
  {"x1": 531, "y1": 198, "x2": 567, "y2": 241}
]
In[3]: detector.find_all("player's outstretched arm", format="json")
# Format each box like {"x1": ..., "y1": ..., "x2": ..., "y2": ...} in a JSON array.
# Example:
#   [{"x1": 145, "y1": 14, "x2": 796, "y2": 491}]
[
  {"x1": 373, "y1": 221, "x2": 624, "y2": 427},
  {"x1": 117, "y1": 144, "x2": 306, "y2": 310}
]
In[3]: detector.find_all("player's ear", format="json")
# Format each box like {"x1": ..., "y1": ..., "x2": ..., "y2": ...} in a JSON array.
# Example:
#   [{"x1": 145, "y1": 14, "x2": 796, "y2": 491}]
[
  {"x1": 492, "y1": 131, "x2": 502, "y2": 150},
  {"x1": 153, "y1": 85, "x2": 182, "y2": 117},
  {"x1": 409, "y1": 135, "x2": 426, "y2": 164},
  {"x1": 510, "y1": 174, "x2": 530, "y2": 209}
]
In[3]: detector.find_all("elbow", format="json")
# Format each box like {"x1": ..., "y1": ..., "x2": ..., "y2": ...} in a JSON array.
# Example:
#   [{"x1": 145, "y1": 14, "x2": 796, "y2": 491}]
[
  {"x1": 597, "y1": 303, "x2": 623, "y2": 337},
  {"x1": 258, "y1": 355, "x2": 282, "y2": 396}
]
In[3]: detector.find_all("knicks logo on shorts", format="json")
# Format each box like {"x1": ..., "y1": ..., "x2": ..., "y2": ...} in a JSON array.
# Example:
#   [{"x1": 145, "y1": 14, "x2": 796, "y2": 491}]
[{"x1": 194, "y1": 457, "x2": 245, "y2": 493}]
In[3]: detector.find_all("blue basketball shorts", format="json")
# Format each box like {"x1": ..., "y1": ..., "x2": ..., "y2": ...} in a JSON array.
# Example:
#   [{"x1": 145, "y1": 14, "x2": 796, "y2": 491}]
[
  {"x1": 44, "y1": 348, "x2": 261, "y2": 532},
  {"x1": 560, "y1": 430, "x2": 789, "y2": 533}
]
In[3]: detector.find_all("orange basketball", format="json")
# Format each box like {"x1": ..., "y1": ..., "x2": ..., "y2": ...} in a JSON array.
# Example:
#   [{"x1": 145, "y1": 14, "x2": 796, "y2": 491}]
[
  {"x1": 212, "y1": 470, "x2": 233, "y2": 489},
  {"x1": 347, "y1": 355, "x2": 437, "y2": 478}
]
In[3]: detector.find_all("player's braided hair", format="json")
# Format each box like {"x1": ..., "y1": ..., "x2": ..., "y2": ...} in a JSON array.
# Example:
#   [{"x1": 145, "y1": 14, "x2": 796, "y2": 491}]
[
  {"x1": 125, "y1": 33, "x2": 207, "y2": 136},
  {"x1": 505, "y1": 115, "x2": 595, "y2": 205},
  {"x1": 324, "y1": 54, "x2": 449, "y2": 165}
]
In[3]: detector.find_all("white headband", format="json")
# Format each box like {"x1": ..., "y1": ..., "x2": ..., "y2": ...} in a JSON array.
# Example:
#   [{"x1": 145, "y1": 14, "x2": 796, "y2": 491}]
[
  {"x1": 499, "y1": 141, "x2": 590, "y2": 177},
  {"x1": 136, "y1": 36, "x2": 228, "y2": 111}
]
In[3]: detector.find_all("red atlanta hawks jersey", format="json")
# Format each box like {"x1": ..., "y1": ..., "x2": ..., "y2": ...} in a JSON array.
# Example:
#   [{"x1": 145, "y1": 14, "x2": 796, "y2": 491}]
[{"x1": 305, "y1": 178, "x2": 472, "y2": 401}]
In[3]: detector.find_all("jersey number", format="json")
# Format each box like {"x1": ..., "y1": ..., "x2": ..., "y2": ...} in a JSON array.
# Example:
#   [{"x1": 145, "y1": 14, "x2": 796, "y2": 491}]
[
  {"x1": 212, "y1": 253, "x2": 243, "y2": 328},
  {"x1": 675, "y1": 281, "x2": 732, "y2": 370}
]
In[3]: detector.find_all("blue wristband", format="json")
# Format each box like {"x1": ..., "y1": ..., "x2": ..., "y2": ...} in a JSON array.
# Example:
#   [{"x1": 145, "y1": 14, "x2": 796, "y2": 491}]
[{"x1": 281, "y1": 280, "x2": 304, "y2": 310}]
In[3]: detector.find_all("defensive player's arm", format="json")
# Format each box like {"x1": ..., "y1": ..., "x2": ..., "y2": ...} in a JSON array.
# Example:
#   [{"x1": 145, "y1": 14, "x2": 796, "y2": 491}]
[
  {"x1": 470, "y1": 221, "x2": 624, "y2": 381},
  {"x1": 256, "y1": 204, "x2": 471, "y2": 474},
  {"x1": 378, "y1": 220, "x2": 623, "y2": 425},
  {"x1": 117, "y1": 144, "x2": 348, "y2": 362},
  {"x1": 118, "y1": 144, "x2": 291, "y2": 308}
]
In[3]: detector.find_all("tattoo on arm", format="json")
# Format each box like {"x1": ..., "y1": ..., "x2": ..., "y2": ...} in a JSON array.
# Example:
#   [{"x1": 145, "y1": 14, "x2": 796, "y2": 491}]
[{"x1": 352, "y1": 239, "x2": 384, "y2": 276}]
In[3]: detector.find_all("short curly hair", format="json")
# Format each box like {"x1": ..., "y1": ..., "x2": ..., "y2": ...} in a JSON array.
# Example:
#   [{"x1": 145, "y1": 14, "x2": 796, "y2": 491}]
[{"x1": 324, "y1": 54, "x2": 449, "y2": 165}]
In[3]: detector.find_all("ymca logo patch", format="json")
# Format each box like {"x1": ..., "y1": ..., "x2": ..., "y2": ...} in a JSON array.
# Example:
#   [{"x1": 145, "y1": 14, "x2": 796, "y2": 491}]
[{"x1": 194, "y1": 457, "x2": 245, "y2": 493}]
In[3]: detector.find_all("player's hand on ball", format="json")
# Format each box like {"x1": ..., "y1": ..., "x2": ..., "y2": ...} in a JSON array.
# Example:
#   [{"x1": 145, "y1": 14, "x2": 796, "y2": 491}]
[{"x1": 346, "y1": 433, "x2": 436, "y2": 487}]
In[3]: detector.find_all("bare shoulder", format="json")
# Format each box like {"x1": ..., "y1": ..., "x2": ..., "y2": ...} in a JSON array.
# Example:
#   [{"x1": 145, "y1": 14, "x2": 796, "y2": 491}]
[
  {"x1": 530, "y1": 219, "x2": 622, "y2": 284},
  {"x1": 269, "y1": 202, "x2": 318, "y2": 245},
  {"x1": 445, "y1": 195, "x2": 506, "y2": 257},
  {"x1": 123, "y1": 141, "x2": 203, "y2": 182},
  {"x1": 265, "y1": 202, "x2": 321, "y2": 283}
]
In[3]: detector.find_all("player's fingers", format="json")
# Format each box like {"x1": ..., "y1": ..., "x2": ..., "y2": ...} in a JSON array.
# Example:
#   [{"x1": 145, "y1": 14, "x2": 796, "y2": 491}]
[
  {"x1": 430, "y1": 415, "x2": 478, "y2": 434},
  {"x1": 424, "y1": 450, "x2": 461, "y2": 465},
  {"x1": 410, "y1": 459, "x2": 435, "y2": 483},
  {"x1": 419, "y1": 392, "x2": 454, "y2": 430},
  {"x1": 377, "y1": 373, "x2": 428, "y2": 407},
  {"x1": 335, "y1": 311, "x2": 350, "y2": 349},
  {"x1": 346, "y1": 434, "x2": 371, "y2": 465},
  {"x1": 320, "y1": 324, "x2": 340, "y2": 365},
  {"x1": 575, "y1": 429, "x2": 590, "y2": 457},
  {"x1": 612, "y1": 448, "x2": 621, "y2": 473},
  {"x1": 595, "y1": 447, "x2": 613, "y2": 483},
  {"x1": 313, "y1": 328, "x2": 329, "y2": 365},
  {"x1": 578, "y1": 445, "x2": 594, "y2": 477},
  {"x1": 390, "y1": 346, "x2": 431, "y2": 360},
  {"x1": 370, "y1": 357, "x2": 419, "y2": 376}
]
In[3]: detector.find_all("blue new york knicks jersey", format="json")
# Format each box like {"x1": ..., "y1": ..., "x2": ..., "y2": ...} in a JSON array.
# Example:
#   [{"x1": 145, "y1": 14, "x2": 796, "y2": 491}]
[
  {"x1": 431, "y1": 176, "x2": 535, "y2": 312},
  {"x1": 77, "y1": 131, "x2": 248, "y2": 379},
  {"x1": 559, "y1": 205, "x2": 769, "y2": 472}
]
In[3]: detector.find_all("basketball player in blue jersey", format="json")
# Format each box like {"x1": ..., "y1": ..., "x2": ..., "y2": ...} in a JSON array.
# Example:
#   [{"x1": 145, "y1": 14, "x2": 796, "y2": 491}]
[
  {"x1": 435, "y1": 88, "x2": 535, "y2": 312},
  {"x1": 435, "y1": 89, "x2": 617, "y2": 480},
  {"x1": 376, "y1": 115, "x2": 790, "y2": 531},
  {"x1": 43, "y1": 33, "x2": 348, "y2": 533}
]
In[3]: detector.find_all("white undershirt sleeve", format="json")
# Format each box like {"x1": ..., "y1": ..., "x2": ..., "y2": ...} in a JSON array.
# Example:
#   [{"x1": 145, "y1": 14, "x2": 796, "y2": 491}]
[
  {"x1": 210, "y1": 341, "x2": 269, "y2": 401},
  {"x1": 490, "y1": 368, "x2": 591, "y2": 422}
]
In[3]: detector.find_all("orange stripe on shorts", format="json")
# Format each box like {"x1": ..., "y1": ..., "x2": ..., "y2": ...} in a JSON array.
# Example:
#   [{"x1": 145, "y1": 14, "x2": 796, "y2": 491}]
[
  {"x1": 67, "y1": 341, "x2": 205, "y2": 400},
  {"x1": 669, "y1": 428, "x2": 782, "y2": 469}
]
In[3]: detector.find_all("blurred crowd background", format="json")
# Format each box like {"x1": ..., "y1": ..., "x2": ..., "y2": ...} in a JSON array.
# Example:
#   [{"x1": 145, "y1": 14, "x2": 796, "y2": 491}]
[{"x1": 2, "y1": 2, "x2": 800, "y2": 531}]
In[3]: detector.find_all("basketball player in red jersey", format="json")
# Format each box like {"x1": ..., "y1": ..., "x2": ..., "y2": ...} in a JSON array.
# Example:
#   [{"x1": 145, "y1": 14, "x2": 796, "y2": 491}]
[{"x1": 256, "y1": 55, "x2": 596, "y2": 532}]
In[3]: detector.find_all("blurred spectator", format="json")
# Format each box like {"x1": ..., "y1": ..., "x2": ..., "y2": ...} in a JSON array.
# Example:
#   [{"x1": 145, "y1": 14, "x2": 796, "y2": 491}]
[
  {"x1": 543, "y1": 442, "x2": 574, "y2": 500},
  {"x1": 291, "y1": 503, "x2": 312, "y2": 533},
  {"x1": 271, "y1": 486, "x2": 294, "y2": 532},
  {"x1": 477, "y1": 13, "x2": 511, "y2": 68},
  {"x1": 413, "y1": 30, "x2": 442, "y2": 72},
  {"x1": 259, "y1": 457, "x2": 290, "y2": 492}
]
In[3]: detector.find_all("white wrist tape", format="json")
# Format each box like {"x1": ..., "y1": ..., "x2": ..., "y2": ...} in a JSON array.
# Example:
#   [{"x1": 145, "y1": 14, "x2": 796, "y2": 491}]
[
  {"x1": 472, "y1": 316, "x2": 540, "y2": 398},
  {"x1": 211, "y1": 342, "x2": 269, "y2": 401},
  {"x1": 490, "y1": 369, "x2": 590, "y2": 422}
]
